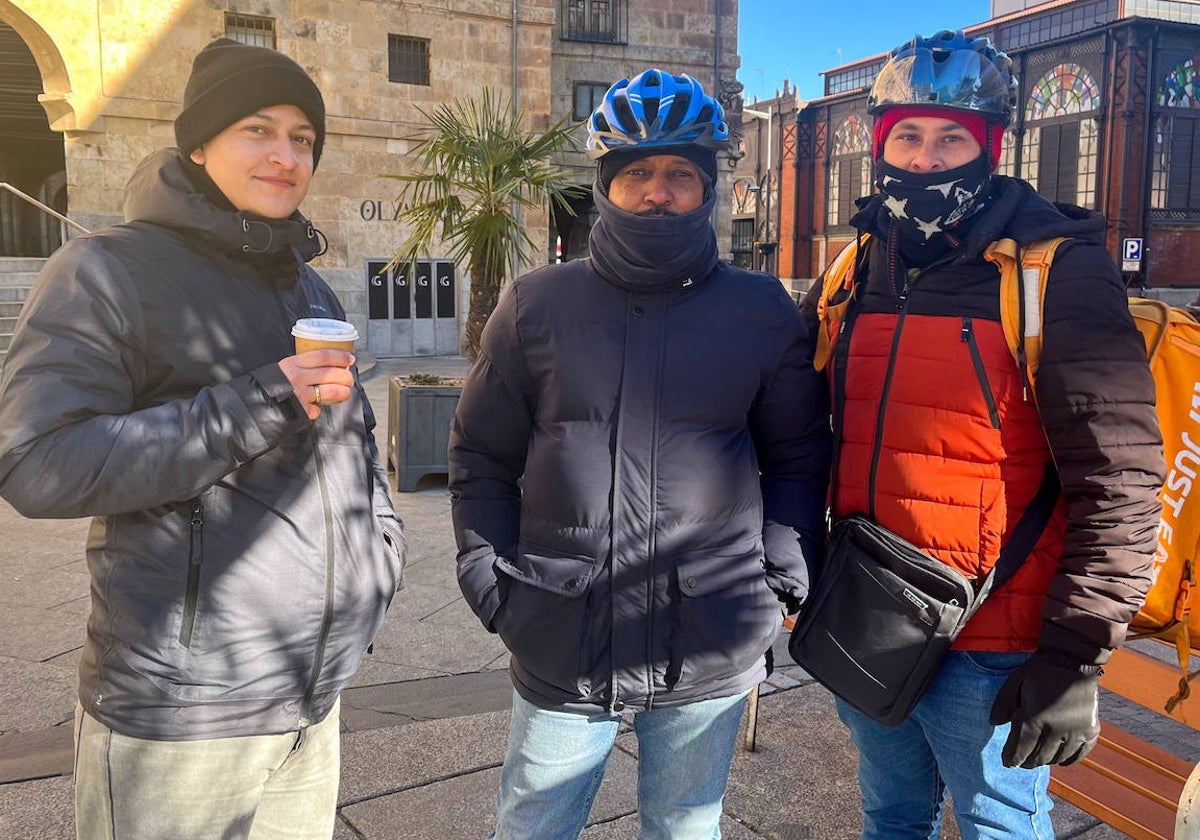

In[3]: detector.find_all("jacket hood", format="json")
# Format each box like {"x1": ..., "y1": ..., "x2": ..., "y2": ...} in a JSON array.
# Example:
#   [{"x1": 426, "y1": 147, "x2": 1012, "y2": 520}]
[
  {"x1": 588, "y1": 180, "x2": 719, "y2": 292},
  {"x1": 122, "y1": 148, "x2": 324, "y2": 265},
  {"x1": 853, "y1": 174, "x2": 1107, "y2": 261},
  {"x1": 965, "y1": 175, "x2": 1106, "y2": 252}
]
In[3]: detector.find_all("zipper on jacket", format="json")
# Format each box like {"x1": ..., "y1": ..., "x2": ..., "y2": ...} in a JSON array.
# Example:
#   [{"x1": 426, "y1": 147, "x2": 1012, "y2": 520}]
[
  {"x1": 179, "y1": 500, "x2": 204, "y2": 648},
  {"x1": 867, "y1": 303, "x2": 912, "y2": 513},
  {"x1": 961, "y1": 318, "x2": 1002, "y2": 430},
  {"x1": 299, "y1": 436, "x2": 337, "y2": 727},
  {"x1": 643, "y1": 302, "x2": 668, "y2": 709}
]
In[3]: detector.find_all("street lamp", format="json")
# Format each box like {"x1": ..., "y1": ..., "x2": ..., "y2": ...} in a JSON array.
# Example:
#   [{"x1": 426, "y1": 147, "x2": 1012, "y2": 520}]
[{"x1": 742, "y1": 107, "x2": 775, "y2": 273}]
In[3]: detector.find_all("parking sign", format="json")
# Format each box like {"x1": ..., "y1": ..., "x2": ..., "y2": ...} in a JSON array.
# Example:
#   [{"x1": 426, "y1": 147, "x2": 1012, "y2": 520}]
[{"x1": 1122, "y1": 237, "x2": 1143, "y2": 272}]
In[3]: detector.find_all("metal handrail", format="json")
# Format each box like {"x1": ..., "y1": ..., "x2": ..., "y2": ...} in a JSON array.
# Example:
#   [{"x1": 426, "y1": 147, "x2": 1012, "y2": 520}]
[{"x1": 0, "y1": 181, "x2": 91, "y2": 236}]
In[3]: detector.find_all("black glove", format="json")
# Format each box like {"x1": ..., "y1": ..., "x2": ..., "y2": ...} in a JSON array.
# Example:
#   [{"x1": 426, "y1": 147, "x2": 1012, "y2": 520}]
[{"x1": 988, "y1": 653, "x2": 1103, "y2": 769}]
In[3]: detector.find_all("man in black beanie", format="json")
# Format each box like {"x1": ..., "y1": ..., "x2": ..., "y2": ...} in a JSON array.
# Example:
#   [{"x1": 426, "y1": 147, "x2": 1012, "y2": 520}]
[{"x1": 0, "y1": 37, "x2": 405, "y2": 840}]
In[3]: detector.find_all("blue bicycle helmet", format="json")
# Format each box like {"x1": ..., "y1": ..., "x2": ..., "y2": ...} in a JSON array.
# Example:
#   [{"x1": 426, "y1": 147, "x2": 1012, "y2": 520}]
[
  {"x1": 868, "y1": 30, "x2": 1018, "y2": 127},
  {"x1": 586, "y1": 68, "x2": 729, "y2": 159}
]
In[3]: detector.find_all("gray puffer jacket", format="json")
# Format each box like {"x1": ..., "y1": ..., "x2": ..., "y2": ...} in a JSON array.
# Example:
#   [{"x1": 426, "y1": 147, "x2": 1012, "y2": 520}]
[
  {"x1": 0, "y1": 149, "x2": 404, "y2": 740},
  {"x1": 450, "y1": 187, "x2": 831, "y2": 713}
]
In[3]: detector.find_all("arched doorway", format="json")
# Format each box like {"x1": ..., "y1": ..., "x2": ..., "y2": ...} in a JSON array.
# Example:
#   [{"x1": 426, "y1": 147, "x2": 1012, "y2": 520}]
[{"x1": 0, "y1": 19, "x2": 66, "y2": 257}]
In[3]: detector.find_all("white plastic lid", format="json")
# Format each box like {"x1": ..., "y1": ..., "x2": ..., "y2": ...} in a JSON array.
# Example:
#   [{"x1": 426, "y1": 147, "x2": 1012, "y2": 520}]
[{"x1": 291, "y1": 318, "x2": 359, "y2": 341}]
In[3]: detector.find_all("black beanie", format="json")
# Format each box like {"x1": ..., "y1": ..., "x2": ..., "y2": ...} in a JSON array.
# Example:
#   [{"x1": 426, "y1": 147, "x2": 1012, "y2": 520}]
[
  {"x1": 175, "y1": 38, "x2": 326, "y2": 168},
  {"x1": 597, "y1": 145, "x2": 717, "y2": 193}
]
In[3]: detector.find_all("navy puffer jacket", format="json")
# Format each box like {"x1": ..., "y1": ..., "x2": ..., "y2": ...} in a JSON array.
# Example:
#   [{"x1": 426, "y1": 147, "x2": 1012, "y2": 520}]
[{"x1": 450, "y1": 186, "x2": 831, "y2": 712}]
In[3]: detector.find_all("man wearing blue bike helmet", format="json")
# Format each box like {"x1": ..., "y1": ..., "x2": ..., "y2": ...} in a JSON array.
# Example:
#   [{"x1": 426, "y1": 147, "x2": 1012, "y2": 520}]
[
  {"x1": 802, "y1": 29, "x2": 1163, "y2": 839},
  {"x1": 449, "y1": 68, "x2": 831, "y2": 839}
]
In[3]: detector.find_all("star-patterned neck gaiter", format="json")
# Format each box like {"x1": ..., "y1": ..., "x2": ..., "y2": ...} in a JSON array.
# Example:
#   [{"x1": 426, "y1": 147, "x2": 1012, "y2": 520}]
[{"x1": 875, "y1": 155, "x2": 992, "y2": 243}]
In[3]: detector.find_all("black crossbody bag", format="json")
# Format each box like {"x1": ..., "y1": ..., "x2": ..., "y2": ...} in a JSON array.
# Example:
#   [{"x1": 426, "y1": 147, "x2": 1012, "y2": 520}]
[{"x1": 788, "y1": 275, "x2": 1058, "y2": 726}]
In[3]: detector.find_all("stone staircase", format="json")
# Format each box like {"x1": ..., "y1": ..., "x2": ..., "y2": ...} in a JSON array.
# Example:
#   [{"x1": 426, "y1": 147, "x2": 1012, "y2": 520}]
[{"x1": 0, "y1": 258, "x2": 45, "y2": 369}]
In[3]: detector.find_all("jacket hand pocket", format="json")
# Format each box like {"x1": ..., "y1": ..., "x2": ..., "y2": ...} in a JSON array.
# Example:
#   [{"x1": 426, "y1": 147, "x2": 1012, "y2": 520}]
[
  {"x1": 494, "y1": 542, "x2": 597, "y2": 691},
  {"x1": 671, "y1": 540, "x2": 778, "y2": 689},
  {"x1": 379, "y1": 515, "x2": 407, "y2": 591}
]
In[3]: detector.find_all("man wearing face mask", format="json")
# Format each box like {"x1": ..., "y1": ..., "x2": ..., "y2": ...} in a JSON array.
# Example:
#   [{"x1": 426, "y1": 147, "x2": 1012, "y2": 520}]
[
  {"x1": 449, "y1": 68, "x2": 831, "y2": 839},
  {"x1": 801, "y1": 30, "x2": 1164, "y2": 838}
]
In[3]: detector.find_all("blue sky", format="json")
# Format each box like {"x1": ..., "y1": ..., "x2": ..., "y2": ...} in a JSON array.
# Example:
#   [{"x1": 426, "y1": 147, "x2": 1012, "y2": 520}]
[{"x1": 737, "y1": 0, "x2": 994, "y2": 103}]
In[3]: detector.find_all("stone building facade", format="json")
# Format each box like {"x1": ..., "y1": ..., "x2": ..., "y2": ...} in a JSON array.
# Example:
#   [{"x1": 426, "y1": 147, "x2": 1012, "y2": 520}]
[{"x1": 0, "y1": 0, "x2": 740, "y2": 357}]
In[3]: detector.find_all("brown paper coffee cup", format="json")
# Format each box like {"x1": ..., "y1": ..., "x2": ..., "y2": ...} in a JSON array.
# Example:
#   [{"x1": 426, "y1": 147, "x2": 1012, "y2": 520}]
[{"x1": 292, "y1": 318, "x2": 358, "y2": 359}]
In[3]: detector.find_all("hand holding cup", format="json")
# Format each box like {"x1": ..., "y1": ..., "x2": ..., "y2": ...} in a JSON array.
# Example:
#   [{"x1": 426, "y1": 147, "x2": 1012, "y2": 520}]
[{"x1": 281, "y1": 319, "x2": 359, "y2": 420}]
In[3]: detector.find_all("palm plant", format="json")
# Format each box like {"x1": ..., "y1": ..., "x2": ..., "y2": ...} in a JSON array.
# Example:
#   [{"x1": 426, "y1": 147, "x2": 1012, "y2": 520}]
[{"x1": 383, "y1": 89, "x2": 587, "y2": 361}]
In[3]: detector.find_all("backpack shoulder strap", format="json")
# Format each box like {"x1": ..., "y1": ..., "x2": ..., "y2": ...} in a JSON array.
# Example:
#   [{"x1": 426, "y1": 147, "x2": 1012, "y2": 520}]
[
  {"x1": 814, "y1": 235, "x2": 868, "y2": 372},
  {"x1": 985, "y1": 236, "x2": 1070, "y2": 394}
]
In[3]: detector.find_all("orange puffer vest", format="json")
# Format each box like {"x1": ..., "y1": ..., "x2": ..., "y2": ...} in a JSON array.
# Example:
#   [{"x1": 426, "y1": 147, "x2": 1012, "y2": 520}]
[{"x1": 831, "y1": 309, "x2": 1066, "y2": 651}]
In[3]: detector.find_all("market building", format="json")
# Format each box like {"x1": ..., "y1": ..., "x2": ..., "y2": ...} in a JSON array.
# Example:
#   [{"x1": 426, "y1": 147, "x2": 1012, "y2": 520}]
[{"x1": 748, "y1": 0, "x2": 1200, "y2": 300}]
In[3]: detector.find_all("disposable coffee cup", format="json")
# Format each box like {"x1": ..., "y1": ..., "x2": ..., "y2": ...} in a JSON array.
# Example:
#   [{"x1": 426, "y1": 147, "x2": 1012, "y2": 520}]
[{"x1": 292, "y1": 318, "x2": 359, "y2": 357}]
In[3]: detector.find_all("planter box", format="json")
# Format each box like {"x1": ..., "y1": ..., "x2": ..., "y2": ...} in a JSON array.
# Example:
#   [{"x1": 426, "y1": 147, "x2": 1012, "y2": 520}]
[{"x1": 387, "y1": 377, "x2": 462, "y2": 492}]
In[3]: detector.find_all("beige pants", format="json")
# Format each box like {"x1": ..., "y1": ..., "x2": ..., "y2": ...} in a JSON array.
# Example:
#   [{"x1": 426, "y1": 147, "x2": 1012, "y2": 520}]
[{"x1": 73, "y1": 699, "x2": 340, "y2": 840}]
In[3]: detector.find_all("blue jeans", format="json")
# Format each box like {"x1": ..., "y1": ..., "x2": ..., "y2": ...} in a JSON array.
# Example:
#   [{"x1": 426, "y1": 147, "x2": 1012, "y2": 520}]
[
  {"x1": 489, "y1": 689, "x2": 749, "y2": 840},
  {"x1": 836, "y1": 651, "x2": 1054, "y2": 840}
]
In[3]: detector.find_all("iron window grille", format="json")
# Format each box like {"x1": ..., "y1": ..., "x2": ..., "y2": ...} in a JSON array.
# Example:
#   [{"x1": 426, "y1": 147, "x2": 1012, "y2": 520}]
[
  {"x1": 389, "y1": 35, "x2": 431, "y2": 86},
  {"x1": 225, "y1": 13, "x2": 275, "y2": 48},
  {"x1": 562, "y1": 0, "x2": 627, "y2": 44}
]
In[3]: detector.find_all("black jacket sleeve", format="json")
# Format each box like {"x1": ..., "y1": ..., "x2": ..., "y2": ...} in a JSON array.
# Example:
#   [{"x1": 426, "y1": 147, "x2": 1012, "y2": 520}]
[
  {"x1": 448, "y1": 284, "x2": 534, "y2": 632},
  {"x1": 750, "y1": 291, "x2": 832, "y2": 610}
]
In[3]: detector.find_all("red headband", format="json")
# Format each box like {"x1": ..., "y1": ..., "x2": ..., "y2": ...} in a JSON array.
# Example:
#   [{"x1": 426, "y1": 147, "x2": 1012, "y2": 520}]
[{"x1": 872, "y1": 106, "x2": 1004, "y2": 171}]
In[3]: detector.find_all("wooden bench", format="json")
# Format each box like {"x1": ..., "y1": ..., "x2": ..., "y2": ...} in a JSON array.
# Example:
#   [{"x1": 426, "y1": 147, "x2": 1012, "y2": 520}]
[{"x1": 1050, "y1": 642, "x2": 1200, "y2": 840}]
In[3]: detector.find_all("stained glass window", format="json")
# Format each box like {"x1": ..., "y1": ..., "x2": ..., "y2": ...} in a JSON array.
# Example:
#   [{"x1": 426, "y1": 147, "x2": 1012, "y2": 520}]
[
  {"x1": 1025, "y1": 63, "x2": 1101, "y2": 121},
  {"x1": 1159, "y1": 57, "x2": 1200, "y2": 108},
  {"x1": 1020, "y1": 64, "x2": 1100, "y2": 207},
  {"x1": 827, "y1": 114, "x2": 872, "y2": 228},
  {"x1": 832, "y1": 115, "x2": 870, "y2": 155},
  {"x1": 996, "y1": 130, "x2": 1017, "y2": 177}
]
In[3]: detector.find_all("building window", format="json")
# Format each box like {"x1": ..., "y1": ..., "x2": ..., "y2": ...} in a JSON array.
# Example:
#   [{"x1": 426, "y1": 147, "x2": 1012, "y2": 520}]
[
  {"x1": 1150, "y1": 57, "x2": 1200, "y2": 213},
  {"x1": 732, "y1": 178, "x2": 757, "y2": 216},
  {"x1": 388, "y1": 35, "x2": 430, "y2": 86},
  {"x1": 1125, "y1": 1, "x2": 1200, "y2": 24},
  {"x1": 731, "y1": 217, "x2": 755, "y2": 269},
  {"x1": 997, "y1": 0, "x2": 1116, "y2": 51},
  {"x1": 826, "y1": 114, "x2": 871, "y2": 228},
  {"x1": 573, "y1": 82, "x2": 609, "y2": 121},
  {"x1": 996, "y1": 130, "x2": 1018, "y2": 177},
  {"x1": 1021, "y1": 63, "x2": 1101, "y2": 208},
  {"x1": 562, "y1": 0, "x2": 628, "y2": 44},
  {"x1": 1022, "y1": 126, "x2": 1041, "y2": 193},
  {"x1": 826, "y1": 61, "x2": 886, "y2": 97},
  {"x1": 1150, "y1": 114, "x2": 1171, "y2": 209},
  {"x1": 225, "y1": 13, "x2": 275, "y2": 48}
]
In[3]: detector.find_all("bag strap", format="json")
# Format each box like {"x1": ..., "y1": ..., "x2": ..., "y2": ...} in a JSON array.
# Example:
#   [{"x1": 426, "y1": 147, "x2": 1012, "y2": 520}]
[
  {"x1": 814, "y1": 235, "x2": 869, "y2": 372},
  {"x1": 828, "y1": 244, "x2": 869, "y2": 517},
  {"x1": 986, "y1": 236, "x2": 1070, "y2": 398},
  {"x1": 961, "y1": 465, "x2": 1060, "y2": 620}
]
